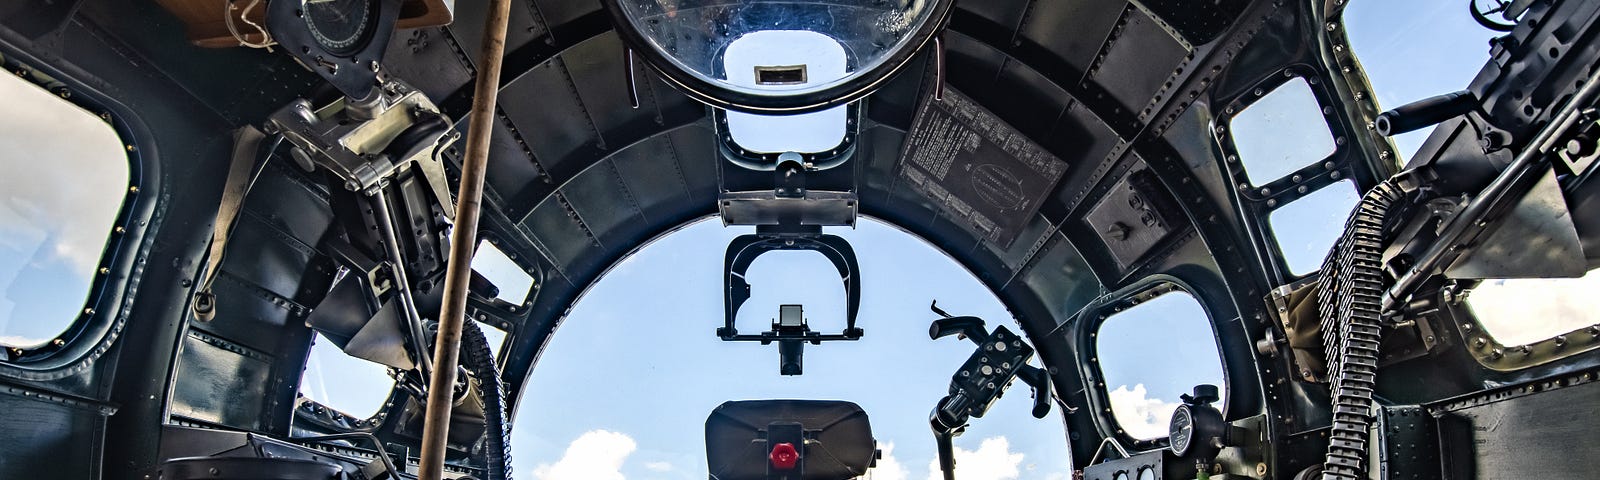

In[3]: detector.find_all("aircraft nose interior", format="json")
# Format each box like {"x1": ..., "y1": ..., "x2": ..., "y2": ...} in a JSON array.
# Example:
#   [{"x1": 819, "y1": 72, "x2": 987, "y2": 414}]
[{"x1": 3, "y1": 0, "x2": 1600, "y2": 479}]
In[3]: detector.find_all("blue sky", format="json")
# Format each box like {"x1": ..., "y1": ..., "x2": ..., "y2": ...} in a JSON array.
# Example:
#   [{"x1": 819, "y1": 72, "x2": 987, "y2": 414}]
[
  {"x1": 510, "y1": 217, "x2": 1078, "y2": 480},
  {"x1": 5, "y1": 1, "x2": 1579, "y2": 479}
]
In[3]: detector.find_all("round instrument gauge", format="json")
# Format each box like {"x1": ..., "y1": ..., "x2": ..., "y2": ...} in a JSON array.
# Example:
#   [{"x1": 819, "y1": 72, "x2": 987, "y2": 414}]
[
  {"x1": 1168, "y1": 404, "x2": 1195, "y2": 456},
  {"x1": 302, "y1": 0, "x2": 375, "y2": 55},
  {"x1": 1137, "y1": 466, "x2": 1156, "y2": 480}
]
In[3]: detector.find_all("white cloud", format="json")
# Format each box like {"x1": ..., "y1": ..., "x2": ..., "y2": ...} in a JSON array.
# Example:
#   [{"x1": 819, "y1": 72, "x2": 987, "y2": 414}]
[
  {"x1": 1107, "y1": 384, "x2": 1180, "y2": 439},
  {"x1": 868, "y1": 442, "x2": 908, "y2": 480},
  {"x1": 924, "y1": 436, "x2": 1023, "y2": 480},
  {"x1": 643, "y1": 461, "x2": 672, "y2": 472},
  {"x1": 533, "y1": 430, "x2": 637, "y2": 480}
]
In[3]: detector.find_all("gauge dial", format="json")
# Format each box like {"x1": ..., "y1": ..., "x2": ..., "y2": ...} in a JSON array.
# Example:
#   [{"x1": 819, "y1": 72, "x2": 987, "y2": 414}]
[
  {"x1": 302, "y1": 0, "x2": 375, "y2": 55},
  {"x1": 1169, "y1": 404, "x2": 1195, "y2": 456}
]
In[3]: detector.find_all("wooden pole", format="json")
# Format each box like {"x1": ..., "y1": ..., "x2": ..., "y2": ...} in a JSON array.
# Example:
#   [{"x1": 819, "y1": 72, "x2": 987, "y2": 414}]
[{"x1": 416, "y1": 0, "x2": 513, "y2": 477}]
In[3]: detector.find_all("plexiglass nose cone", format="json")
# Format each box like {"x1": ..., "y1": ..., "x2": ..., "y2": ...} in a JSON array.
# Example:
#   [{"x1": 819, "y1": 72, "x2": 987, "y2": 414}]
[{"x1": 603, "y1": 0, "x2": 954, "y2": 113}]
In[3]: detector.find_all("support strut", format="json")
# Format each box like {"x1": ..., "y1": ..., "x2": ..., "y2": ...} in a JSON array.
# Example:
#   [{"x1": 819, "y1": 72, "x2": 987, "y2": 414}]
[{"x1": 416, "y1": 0, "x2": 512, "y2": 477}]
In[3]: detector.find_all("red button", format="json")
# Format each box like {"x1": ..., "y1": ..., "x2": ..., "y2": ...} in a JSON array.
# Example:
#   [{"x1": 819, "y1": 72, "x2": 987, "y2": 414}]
[{"x1": 769, "y1": 442, "x2": 799, "y2": 470}]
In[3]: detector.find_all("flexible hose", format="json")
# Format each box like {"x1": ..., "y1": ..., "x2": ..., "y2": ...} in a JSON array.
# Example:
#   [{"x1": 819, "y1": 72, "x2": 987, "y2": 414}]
[
  {"x1": 1314, "y1": 180, "x2": 1403, "y2": 480},
  {"x1": 460, "y1": 320, "x2": 512, "y2": 480}
]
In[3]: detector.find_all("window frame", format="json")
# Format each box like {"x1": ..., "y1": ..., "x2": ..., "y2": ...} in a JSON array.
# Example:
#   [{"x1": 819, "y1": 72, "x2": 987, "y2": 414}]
[
  {"x1": 0, "y1": 51, "x2": 153, "y2": 377},
  {"x1": 1265, "y1": 178, "x2": 1363, "y2": 277},
  {"x1": 1445, "y1": 276, "x2": 1600, "y2": 371},
  {"x1": 1215, "y1": 67, "x2": 1388, "y2": 283},
  {"x1": 293, "y1": 333, "x2": 400, "y2": 432},
  {"x1": 1083, "y1": 279, "x2": 1229, "y2": 445}
]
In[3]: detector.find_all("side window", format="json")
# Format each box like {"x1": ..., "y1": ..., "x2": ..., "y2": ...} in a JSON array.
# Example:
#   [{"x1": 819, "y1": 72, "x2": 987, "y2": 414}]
[
  {"x1": 1230, "y1": 78, "x2": 1360, "y2": 277},
  {"x1": 1096, "y1": 289, "x2": 1226, "y2": 438},
  {"x1": 1343, "y1": 0, "x2": 1500, "y2": 162},
  {"x1": 1268, "y1": 180, "x2": 1361, "y2": 276},
  {"x1": 0, "y1": 68, "x2": 130, "y2": 352},
  {"x1": 1466, "y1": 269, "x2": 1600, "y2": 347},
  {"x1": 299, "y1": 333, "x2": 395, "y2": 417},
  {"x1": 1229, "y1": 77, "x2": 1337, "y2": 185},
  {"x1": 474, "y1": 241, "x2": 535, "y2": 304}
]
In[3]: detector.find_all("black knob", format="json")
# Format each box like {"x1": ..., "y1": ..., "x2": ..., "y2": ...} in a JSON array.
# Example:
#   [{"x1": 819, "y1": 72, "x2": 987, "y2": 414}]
[{"x1": 1190, "y1": 384, "x2": 1219, "y2": 405}]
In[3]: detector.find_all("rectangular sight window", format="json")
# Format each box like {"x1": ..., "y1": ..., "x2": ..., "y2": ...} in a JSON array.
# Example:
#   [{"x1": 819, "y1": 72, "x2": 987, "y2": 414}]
[
  {"x1": 755, "y1": 65, "x2": 807, "y2": 85},
  {"x1": 778, "y1": 304, "x2": 805, "y2": 327}
]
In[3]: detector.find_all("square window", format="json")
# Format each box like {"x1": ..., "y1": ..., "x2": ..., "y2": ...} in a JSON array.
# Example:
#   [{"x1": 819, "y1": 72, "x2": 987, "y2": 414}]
[
  {"x1": 473, "y1": 242, "x2": 535, "y2": 304},
  {"x1": 1268, "y1": 180, "x2": 1361, "y2": 277},
  {"x1": 1229, "y1": 77, "x2": 1337, "y2": 185}
]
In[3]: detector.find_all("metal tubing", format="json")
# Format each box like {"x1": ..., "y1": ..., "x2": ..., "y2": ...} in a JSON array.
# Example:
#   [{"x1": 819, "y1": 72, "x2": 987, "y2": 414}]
[
  {"x1": 370, "y1": 189, "x2": 433, "y2": 377},
  {"x1": 1383, "y1": 70, "x2": 1600, "y2": 312},
  {"x1": 625, "y1": 48, "x2": 640, "y2": 109},
  {"x1": 933, "y1": 35, "x2": 946, "y2": 101},
  {"x1": 417, "y1": 0, "x2": 513, "y2": 477}
]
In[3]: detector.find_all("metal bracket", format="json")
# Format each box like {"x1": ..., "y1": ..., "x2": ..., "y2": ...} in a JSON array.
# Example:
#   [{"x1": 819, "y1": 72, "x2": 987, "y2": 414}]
[
  {"x1": 719, "y1": 228, "x2": 862, "y2": 340},
  {"x1": 267, "y1": 80, "x2": 460, "y2": 215}
]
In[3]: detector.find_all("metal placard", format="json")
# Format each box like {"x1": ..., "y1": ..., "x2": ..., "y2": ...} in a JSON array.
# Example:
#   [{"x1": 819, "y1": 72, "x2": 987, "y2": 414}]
[{"x1": 896, "y1": 88, "x2": 1068, "y2": 248}]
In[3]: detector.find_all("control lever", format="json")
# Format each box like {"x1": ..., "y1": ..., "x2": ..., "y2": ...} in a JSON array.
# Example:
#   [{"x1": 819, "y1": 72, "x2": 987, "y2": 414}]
[{"x1": 926, "y1": 302, "x2": 1052, "y2": 480}]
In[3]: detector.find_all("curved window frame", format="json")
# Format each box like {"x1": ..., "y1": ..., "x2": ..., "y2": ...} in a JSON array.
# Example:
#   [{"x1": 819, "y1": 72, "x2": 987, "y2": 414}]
[
  {"x1": 0, "y1": 51, "x2": 153, "y2": 377},
  {"x1": 1448, "y1": 274, "x2": 1600, "y2": 371},
  {"x1": 600, "y1": 0, "x2": 956, "y2": 113},
  {"x1": 293, "y1": 333, "x2": 400, "y2": 432},
  {"x1": 1084, "y1": 280, "x2": 1229, "y2": 445}
]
